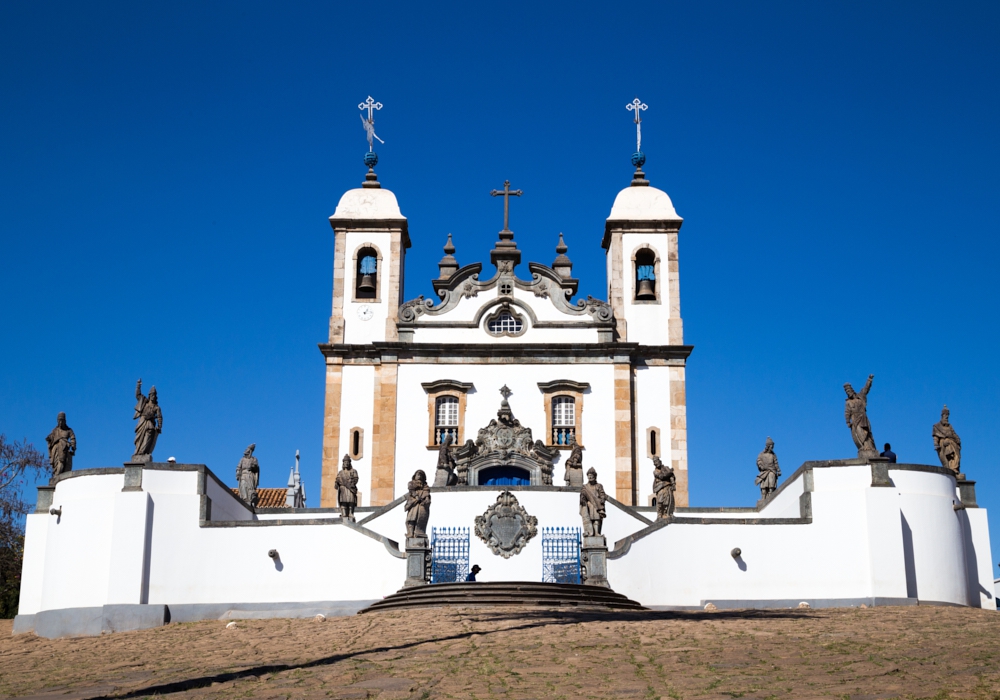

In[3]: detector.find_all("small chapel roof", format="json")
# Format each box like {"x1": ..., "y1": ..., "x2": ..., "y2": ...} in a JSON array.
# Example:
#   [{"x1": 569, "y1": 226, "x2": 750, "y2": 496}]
[
  {"x1": 332, "y1": 187, "x2": 405, "y2": 219},
  {"x1": 607, "y1": 183, "x2": 682, "y2": 221}
]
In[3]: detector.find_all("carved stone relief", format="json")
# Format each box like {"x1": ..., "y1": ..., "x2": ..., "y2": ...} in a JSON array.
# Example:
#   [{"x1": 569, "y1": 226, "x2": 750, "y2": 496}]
[{"x1": 474, "y1": 490, "x2": 538, "y2": 558}]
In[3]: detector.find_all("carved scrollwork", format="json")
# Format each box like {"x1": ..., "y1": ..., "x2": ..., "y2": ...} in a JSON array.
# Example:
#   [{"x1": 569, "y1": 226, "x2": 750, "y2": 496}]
[
  {"x1": 398, "y1": 295, "x2": 435, "y2": 322},
  {"x1": 576, "y1": 295, "x2": 614, "y2": 322},
  {"x1": 473, "y1": 490, "x2": 538, "y2": 558}
]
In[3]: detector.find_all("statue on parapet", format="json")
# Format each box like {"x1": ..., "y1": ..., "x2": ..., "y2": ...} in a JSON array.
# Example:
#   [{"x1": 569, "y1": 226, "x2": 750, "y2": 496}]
[
  {"x1": 236, "y1": 444, "x2": 259, "y2": 508},
  {"x1": 404, "y1": 469, "x2": 431, "y2": 538},
  {"x1": 563, "y1": 436, "x2": 584, "y2": 487},
  {"x1": 932, "y1": 405, "x2": 962, "y2": 476},
  {"x1": 844, "y1": 374, "x2": 878, "y2": 460},
  {"x1": 46, "y1": 412, "x2": 76, "y2": 479},
  {"x1": 580, "y1": 467, "x2": 607, "y2": 537},
  {"x1": 433, "y1": 433, "x2": 458, "y2": 487},
  {"x1": 652, "y1": 457, "x2": 676, "y2": 520},
  {"x1": 336, "y1": 453, "x2": 359, "y2": 520},
  {"x1": 755, "y1": 437, "x2": 781, "y2": 500},
  {"x1": 132, "y1": 379, "x2": 163, "y2": 463}
]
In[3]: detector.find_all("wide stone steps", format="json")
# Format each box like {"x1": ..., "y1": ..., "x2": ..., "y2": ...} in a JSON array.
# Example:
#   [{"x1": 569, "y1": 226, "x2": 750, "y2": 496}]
[{"x1": 359, "y1": 581, "x2": 647, "y2": 613}]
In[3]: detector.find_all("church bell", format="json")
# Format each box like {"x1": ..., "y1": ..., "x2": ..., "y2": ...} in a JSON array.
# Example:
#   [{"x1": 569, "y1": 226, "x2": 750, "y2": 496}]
[
  {"x1": 636, "y1": 278, "x2": 656, "y2": 300},
  {"x1": 358, "y1": 273, "x2": 376, "y2": 294}
]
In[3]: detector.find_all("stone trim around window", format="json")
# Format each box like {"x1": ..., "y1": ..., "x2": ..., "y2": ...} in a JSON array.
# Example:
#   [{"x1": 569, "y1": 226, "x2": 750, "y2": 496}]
[
  {"x1": 348, "y1": 426, "x2": 364, "y2": 460},
  {"x1": 483, "y1": 303, "x2": 528, "y2": 338},
  {"x1": 538, "y1": 381, "x2": 588, "y2": 450},
  {"x1": 351, "y1": 243, "x2": 384, "y2": 303},
  {"x1": 646, "y1": 426, "x2": 661, "y2": 459},
  {"x1": 423, "y1": 381, "x2": 473, "y2": 449},
  {"x1": 630, "y1": 244, "x2": 662, "y2": 305}
]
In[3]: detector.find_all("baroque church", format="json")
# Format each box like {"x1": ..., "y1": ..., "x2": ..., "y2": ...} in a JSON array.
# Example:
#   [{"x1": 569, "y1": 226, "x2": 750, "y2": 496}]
[{"x1": 318, "y1": 162, "x2": 689, "y2": 510}]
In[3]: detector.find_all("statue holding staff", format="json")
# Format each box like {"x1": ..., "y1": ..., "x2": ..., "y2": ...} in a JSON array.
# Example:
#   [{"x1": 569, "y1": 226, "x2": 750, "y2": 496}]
[{"x1": 132, "y1": 379, "x2": 163, "y2": 461}]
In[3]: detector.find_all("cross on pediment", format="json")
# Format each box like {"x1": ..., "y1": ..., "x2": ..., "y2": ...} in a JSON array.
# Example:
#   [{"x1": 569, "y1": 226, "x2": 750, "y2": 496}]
[{"x1": 490, "y1": 180, "x2": 522, "y2": 232}]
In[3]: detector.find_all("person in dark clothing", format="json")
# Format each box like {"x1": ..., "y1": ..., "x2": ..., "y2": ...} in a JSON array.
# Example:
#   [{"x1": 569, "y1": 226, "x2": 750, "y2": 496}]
[
  {"x1": 880, "y1": 443, "x2": 897, "y2": 463},
  {"x1": 466, "y1": 565, "x2": 482, "y2": 582}
]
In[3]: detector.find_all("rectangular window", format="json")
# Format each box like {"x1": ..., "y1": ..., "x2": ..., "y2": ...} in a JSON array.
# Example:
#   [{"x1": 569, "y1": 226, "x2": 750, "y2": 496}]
[
  {"x1": 552, "y1": 396, "x2": 576, "y2": 445},
  {"x1": 435, "y1": 396, "x2": 459, "y2": 445}
]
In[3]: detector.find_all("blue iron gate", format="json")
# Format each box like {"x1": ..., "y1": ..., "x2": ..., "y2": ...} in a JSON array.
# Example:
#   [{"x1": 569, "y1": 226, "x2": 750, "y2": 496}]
[
  {"x1": 542, "y1": 527, "x2": 582, "y2": 584},
  {"x1": 430, "y1": 527, "x2": 470, "y2": 584}
]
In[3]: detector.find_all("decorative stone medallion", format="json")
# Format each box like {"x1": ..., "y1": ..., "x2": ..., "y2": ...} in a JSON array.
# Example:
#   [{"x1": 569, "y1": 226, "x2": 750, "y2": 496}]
[{"x1": 474, "y1": 490, "x2": 538, "y2": 558}]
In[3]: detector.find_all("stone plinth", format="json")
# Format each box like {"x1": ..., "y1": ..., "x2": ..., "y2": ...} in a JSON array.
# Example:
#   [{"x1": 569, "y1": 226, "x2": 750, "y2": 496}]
[
  {"x1": 404, "y1": 536, "x2": 430, "y2": 588},
  {"x1": 581, "y1": 535, "x2": 610, "y2": 588},
  {"x1": 957, "y1": 478, "x2": 978, "y2": 508}
]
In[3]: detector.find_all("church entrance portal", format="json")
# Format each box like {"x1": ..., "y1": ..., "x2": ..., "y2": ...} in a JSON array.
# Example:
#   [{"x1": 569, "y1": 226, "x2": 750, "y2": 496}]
[{"x1": 477, "y1": 466, "x2": 531, "y2": 486}]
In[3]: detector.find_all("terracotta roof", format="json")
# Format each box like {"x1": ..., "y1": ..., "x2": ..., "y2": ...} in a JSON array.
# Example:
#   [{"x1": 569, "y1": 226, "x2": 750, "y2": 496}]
[{"x1": 231, "y1": 487, "x2": 288, "y2": 508}]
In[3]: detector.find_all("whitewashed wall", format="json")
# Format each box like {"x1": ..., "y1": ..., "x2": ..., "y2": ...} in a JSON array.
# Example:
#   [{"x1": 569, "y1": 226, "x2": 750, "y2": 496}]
[
  {"x1": 339, "y1": 363, "x2": 376, "y2": 504},
  {"x1": 18, "y1": 461, "x2": 994, "y2": 624},
  {"x1": 342, "y1": 230, "x2": 392, "y2": 345}
]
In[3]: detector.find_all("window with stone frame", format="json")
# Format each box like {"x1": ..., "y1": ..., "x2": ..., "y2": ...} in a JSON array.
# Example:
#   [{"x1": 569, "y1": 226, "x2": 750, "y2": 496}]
[
  {"x1": 484, "y1": 304, "x2": 526, "y2": 337},
  {"x1": 434, "y1": 396, "x2": 459, "y2": 446},
  {"x1": 538, "y1": 380, "x2": 588, "y2": 449},
  {"x1": 551, "y1": 396, "x2": 577, "y2": 446}
]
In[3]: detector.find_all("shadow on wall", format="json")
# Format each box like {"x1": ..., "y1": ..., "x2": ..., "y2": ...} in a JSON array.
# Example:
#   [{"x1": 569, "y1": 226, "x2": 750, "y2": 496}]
[{"x1": 901, "y1": 513, "x2": 917, "y2": 600}]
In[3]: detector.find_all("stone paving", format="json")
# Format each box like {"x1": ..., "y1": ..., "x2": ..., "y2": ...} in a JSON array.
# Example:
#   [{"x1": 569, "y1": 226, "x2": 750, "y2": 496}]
[{"x1": 1, "y1": 605, "x2": 999, "y2": 699}]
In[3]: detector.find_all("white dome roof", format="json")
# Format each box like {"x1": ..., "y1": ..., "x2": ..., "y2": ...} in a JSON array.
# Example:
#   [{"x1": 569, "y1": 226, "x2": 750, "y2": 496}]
[
  {"x1": 332, "y1": 187, "x2": 404, "y2": 219},
  {"x1": 607, "y1": 185, "x2": 681, "y2": 221}
]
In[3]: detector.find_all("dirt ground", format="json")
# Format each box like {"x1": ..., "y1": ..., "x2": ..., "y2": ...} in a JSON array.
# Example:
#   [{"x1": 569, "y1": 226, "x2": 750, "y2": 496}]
[{"x1": 1, "y1": 605, "x2": 998, "y2": 700}]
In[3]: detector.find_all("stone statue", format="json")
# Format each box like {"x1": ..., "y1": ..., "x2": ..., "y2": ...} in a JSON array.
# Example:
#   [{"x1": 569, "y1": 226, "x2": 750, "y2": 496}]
[
  {"x1": 933, "y1": 405, "x2": 962, "y2": 475},
  {"x1": 432, "y1": 433, "x2": 458, "y2": 487},
  {"x1": 580, "y1": 467, "x2": 607, "y2": 537},
  {"x1": 45, "y1": 412, "x2": 76, "y2": 478},
  {"x1": 236, "y1": 444, "x2": 259, "y2": 508},
  {"x1": 132, "y1": 379, "x2": 163, "y2": 462},
  {"x1": 844, "y1": 374, "x2": 877, "y2": 460},
  {"x1": 404, "y1": 469, "x2": 431, "y2": 538},
  {"x1": 335, "y1": 453, "x2": 359, "y2": 520},
  {"x1": 652, "y1": 457, "x2": 676, "y2": 520},
  {"x1": 563, "y1": 437, "x2": 584, "y2": 487},
  {"x1": 755, "y1": 437, "x2": 781, "y2": 499}
]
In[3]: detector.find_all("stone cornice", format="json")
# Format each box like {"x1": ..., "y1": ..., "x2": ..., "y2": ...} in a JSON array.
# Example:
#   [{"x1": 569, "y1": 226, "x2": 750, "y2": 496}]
[
  {"x1": 328, "y1": 218, "x2": 411, "y2": 249},
  {"x1": 420, "y1": 379, "x2": 475, "y2": 393},
  {"x1": 537, "y1": 379, "x2": 592, "y2": 393},
  {"x1": 319, "y1": 342, "x2": 694, "y2": 364},
  {"x1": 602, "y1": 218, "x2": 683, "y2": 250}
]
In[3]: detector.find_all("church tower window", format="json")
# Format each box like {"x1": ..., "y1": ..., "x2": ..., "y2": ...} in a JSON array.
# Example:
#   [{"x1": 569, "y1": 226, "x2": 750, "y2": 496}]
[
  {"x1": 351, "y1": 244, "x2": 383, "y2": 303},
  {"x1": 434, "y1": 396, "x2": 459, "y2": 445},
  {"x1": 634, "y1": 248, "x2": 657, "y2": 301},
  {"x1": 551, "y1": 396, "x2": 576, "y2": 446}
]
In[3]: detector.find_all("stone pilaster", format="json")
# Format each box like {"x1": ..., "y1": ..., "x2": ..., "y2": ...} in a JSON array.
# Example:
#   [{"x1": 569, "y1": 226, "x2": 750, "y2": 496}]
[
  {"x1": 320, "y1": 360, "x2": 344, "y2": 508},
  {"x1": 329, "y1": 231, "x2": 347, "y2": 343},
  {"x1": 669, "y1": 365, "x2": 689, "y2": 507},
  {"x1": 666, "y1": 230, "x2": 684, "y2": 345},
  {"x1": 370, "y1": 355, "x2": 399, "y2": 505},
  {"x1": 384, "y1": 230, "x2": 403, "y2": 341},
  {"x1": 614, "y1": 362, "x2": 635, "y2": 505},
  {"x1": 607, "y1": 230, "x2": 627, "y2": 341}
]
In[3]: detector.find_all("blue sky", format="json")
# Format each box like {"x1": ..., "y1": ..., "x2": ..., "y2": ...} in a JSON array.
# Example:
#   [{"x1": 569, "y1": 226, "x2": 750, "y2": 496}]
[{"x1": 2, "y1": 3, "x2": 999, "y2": 570}]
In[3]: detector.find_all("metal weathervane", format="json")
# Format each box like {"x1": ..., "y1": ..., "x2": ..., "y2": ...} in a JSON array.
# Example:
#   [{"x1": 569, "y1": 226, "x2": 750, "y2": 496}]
[
  {"x1": 359, "y1": 96, "x2": 384, "y2": 152},
  {"x1": 626, "y1": 97, "x2": 648, "y2": 152}
]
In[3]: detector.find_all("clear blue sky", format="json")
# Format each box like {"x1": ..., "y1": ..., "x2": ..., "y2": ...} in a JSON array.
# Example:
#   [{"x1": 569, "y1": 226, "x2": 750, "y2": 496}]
[{"x1": 3, "y1": 3, "x2": 999, "y2": 571}]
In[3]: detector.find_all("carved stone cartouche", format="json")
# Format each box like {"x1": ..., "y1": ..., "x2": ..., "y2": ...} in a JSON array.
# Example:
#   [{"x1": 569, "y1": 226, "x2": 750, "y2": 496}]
[{"x1": 473, "y1": 490, "x2": 538, "y2": 558}]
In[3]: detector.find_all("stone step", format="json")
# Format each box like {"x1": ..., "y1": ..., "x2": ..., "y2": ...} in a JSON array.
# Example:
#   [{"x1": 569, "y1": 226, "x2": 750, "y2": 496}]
[{"x1": 359, "y1": 581, "x2": 646, "y2": 613}]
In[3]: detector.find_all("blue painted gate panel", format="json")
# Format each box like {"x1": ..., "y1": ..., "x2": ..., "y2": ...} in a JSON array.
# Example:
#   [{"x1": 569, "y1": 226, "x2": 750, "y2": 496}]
[
  {"x1": 431, "y1": 527, "x2": 470, "y2": 584},
  {"x1": 542, "y1": 527, "x2": 582, "y2": 584}
]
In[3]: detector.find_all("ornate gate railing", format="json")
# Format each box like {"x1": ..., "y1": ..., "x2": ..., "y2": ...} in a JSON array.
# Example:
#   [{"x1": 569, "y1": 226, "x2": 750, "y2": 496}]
[
  {"x1": 541, "y1": 526, "x2": 582, "y2": 584},
  {"x1": 430, "y1": 527, "x2": 470, "y2": 584}
]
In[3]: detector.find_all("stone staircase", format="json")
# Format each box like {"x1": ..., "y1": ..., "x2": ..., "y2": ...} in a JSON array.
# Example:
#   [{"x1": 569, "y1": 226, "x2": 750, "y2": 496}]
[{"x1": 359, "y1": 581, "x2": 647, "y2": 613}]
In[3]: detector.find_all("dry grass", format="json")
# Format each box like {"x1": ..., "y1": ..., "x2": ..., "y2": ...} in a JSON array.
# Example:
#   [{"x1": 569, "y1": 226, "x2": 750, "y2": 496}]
[{"x1": 1, "y1": 605, "x2": 999, "y2": 699}]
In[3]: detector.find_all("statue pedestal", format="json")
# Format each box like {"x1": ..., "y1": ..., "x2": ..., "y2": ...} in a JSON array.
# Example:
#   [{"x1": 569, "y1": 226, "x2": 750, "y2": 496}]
[
  {"x1": 403, "y1": 536, "x2": 430, "y2": 588},
  {"x1": 129, "y1": 454, "x2": 152, "y2": 465},
  {"x1": 956, "y1": 478, "x2": 978, "y2": 508},
  {"x1": 581, "y1": 535, "x2": 610, "y2": 588}
]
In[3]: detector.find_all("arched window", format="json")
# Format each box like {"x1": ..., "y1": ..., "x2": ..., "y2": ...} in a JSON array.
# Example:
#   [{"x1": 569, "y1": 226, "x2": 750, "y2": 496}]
[
  {"x1": 487, "y1": 311, "x2": 523, "y2": 335},
  {"x1": 355, "y1": 247, "x2": 378, "y2": 300},
  {"x1": 435, "y1": 396, "x2": 459, "y2": 445},
  {"x1": 635, "y1": 249, "x2": 657, "y2": 300},
  {"x1": 552, "y1": 396, "x2": 576, "y2": 445}
]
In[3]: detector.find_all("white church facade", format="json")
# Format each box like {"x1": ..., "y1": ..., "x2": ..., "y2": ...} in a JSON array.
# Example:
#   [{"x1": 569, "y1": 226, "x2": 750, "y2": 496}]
[{"x1": 13, "y1": 149, "x2": 995, "y2": 638}]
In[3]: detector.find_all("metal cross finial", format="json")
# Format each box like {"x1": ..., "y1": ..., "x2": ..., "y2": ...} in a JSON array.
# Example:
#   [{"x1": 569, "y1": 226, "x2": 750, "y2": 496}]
[
  {"x1": 359, "y1": 96, "x2": 384, "y2": 152},
  {"x1": 500, "y1": 385, "x2": 512, "y2": 400},
  {"x1": 490, "y1": 180, "x2": 523, "y2": 232},
  {"x1": 626, "y1": 98, "x2": 648, "y2": 152}
]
